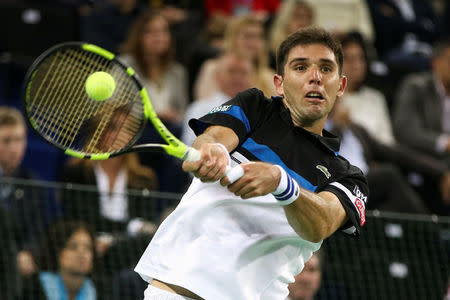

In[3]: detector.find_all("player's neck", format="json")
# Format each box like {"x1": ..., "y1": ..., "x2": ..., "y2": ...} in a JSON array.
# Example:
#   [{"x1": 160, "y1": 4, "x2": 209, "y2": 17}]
[
  {"x1": 294, "y1": 116, "x2": 326, "y2": 136},
  {"x1": 302, "y1": 122, "x2": 325, "y2": 136}
]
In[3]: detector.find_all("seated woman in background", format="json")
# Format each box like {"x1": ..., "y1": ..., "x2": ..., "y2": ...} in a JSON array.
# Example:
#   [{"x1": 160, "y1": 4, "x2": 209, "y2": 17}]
[
  {"x1": 119, "y1": 11, "x2": 189, "y2": 125},
  {"x1": 61, "y1": 152, "x2": 158, "y2": 246},
  {"x1": 21, "y1": 221, "x2": 97, "y2": 300},
  {"x1": 268, "y1": 0, "x2": 314, "y2": 69},
  {"x1": 194, "y1": 14, "x2": 276, "y2": 99},
  {"x1": 339, "y1": 31, "x2": 396, "y2": 146}
]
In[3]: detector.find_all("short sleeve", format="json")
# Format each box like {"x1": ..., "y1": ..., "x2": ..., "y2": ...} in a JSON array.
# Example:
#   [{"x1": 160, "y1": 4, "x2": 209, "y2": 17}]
[
  {"x1": 188, "y1": 88, "x2": 270, "y2": 145},
  {"x1": 319, "y1": 164, "x2": 369, "y2": 237}
]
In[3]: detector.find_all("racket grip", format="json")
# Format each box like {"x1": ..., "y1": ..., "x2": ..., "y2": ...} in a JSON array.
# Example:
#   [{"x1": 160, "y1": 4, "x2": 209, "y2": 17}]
[
  {"x1": 184, "y1": 147, "x2": 202, "y2": 161},
  {"x1": 184, "y1": 147, "x2": 244, "y2": 183},
  {"x1": 225, "y1": 165, "x2": 244, "y2": 184}
]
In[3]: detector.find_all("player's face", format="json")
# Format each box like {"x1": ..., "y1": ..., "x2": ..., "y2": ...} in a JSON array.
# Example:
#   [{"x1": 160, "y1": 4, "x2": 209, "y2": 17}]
[
  {"x1": 288, "y1": 254, "x2": 322, "y2": 300},
  {"x1": 0, "y1": 124, "x2": 26, "y2": 175},
  {"x1": 59, "y1": 229, "x2": 94, "y2": 276},
  {"x1": 275, "y1": 43, "x2": 346, "y2": 130}
]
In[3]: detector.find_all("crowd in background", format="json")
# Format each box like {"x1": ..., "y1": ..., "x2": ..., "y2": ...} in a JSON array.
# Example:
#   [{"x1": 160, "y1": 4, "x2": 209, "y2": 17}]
[{"x1": 1, "y1": 0, "x2": 450, "y2": 299}]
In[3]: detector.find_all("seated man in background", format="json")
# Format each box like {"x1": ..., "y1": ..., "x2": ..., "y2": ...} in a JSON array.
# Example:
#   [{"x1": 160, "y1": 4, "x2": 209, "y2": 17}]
[
  {"x1": 328, "y1": 100, "x2": 450, "y2": 214},
  {"x1": 286, "y1": 251, "x2": 322, "y2": 300},
  {"x1": 0, "y1": 106, "x2": 47, "y2": 277},
  {"x1": 393, "y1": 38, "x2": 450, "y2": 214}
]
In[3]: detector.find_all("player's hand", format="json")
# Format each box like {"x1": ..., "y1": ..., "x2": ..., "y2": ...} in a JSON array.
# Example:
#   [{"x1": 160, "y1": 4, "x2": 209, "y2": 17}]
[
  {"x1": 220, "y1": 162, "x2": 280, "y2": 199},
  {"x1": 182, "y1": 143, "x2": 229, "y2": 182}
]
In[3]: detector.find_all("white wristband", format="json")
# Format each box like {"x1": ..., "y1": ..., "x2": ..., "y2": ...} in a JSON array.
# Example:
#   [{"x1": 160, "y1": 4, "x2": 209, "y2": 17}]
[
  {"x1": 272, "y1": 165, "x2": 300, "y2": 205},
  {"x1": 214, "y1": 143, "x2": 231, "y2": 165}
]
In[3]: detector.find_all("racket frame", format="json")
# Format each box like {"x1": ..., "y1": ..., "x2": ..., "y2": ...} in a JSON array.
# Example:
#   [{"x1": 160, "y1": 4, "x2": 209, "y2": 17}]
[{"x1": 22, "y1": 42, "x2": 192, "y2": 161}]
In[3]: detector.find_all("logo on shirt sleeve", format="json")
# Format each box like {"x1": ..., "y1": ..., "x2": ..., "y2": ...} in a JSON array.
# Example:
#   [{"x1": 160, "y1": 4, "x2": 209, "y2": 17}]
[
  {"x1": 330, "y1": 182, "x2": 366, "y2": 226},
  {"x1": 209, "y1": 105, "x2": 232, "y2": 114}
]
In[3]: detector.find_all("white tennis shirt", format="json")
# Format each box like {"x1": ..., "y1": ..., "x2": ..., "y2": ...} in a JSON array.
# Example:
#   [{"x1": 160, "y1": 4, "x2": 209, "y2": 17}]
[{"x1": 134, "y1": 175, "x2": 321, "y2": 300}]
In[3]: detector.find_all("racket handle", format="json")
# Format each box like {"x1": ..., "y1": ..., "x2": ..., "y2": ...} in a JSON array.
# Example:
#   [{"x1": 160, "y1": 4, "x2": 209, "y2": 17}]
[
  {"x1": 184, "y1": 147, "x2": 244, "y2": 184},
  {"x1": 225, "y1": 165, "x2": 244, "y2": 184},
  {"x1": 184, "y1": 147, "x2": 202, "y2": 161}
]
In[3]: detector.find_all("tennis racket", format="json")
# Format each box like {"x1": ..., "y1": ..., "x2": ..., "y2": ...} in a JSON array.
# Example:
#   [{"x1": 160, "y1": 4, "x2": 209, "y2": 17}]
[{"x1": 22, "y1": 42, "x2": 243, "y2": 181}]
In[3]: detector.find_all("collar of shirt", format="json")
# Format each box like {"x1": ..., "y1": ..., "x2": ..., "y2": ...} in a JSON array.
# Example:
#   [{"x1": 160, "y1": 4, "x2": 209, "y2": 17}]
[{"x1": 271, "y1": 96, "x2": 341, "y2": 155}]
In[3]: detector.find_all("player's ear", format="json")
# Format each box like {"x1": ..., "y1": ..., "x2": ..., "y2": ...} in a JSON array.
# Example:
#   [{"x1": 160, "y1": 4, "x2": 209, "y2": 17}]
[
  {"x1": 336, "y1": 75, "x2": 347, "y2": 98},
  {"x1": 274, "y1": 74, "x2": 284, "y2": 97}
]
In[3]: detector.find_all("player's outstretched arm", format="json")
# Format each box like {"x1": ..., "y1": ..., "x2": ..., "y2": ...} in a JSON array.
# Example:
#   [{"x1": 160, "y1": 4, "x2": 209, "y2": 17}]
[
  {"x1": 283, "y1": 190, "x2": 347, "y2": 243},
  {"x1": 220, "y1": 163, "x2": 347, "y2": 243},
  {"x1": 182, "y1": 125, "x2": 239, "y2": 182}
]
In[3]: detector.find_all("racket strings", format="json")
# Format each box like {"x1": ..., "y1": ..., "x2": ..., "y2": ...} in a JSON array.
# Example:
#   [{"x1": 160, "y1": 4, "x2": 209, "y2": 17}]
[
  {"x1": 30, "y1": 49, "x2": 104, "y2": 142},
  {"x1": 61, "y1": 50, "x2": 113, "y2": 148},
  {"x1": 39, "y1": 50, "x2": 100, "y2": 145},
  {"x1": 27, "y1": 47, "x2": 145, "y2": 154},
  {"x1": 84, "y1": 63, "x2": 142, "y2": 153},
  {"x1": 58, "y1": 50, "x2": 106, "y2": 146}
]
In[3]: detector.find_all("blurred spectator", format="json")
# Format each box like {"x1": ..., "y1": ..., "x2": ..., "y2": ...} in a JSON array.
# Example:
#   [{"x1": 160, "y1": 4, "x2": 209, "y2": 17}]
[
  {"x1": 194, "y1": 15, "x2": 275, "y2": 99},
  {"x1": 61, "y1": 154, "x2": 158, "y2": 241},
  {"x1": 21, "y1": 221, "x2": 96, "y2": 300},
  {"x1": 328, "y1": 100, "x2": 450, "y2": 214},
  {"x1": 81, "y1": 0, "x2": 146, "y2": 54},
  {"x1": 286, "y1": 251, "x2": 322, "y2": 300},
  {"x1": 340, "y1": 32, "x2": 395, "y2": 146},
  {"x1": 268, "y1": 0, "x2": 314, "y2": 69},
  {"x1": 0, "y1": 106, "x2": 49, "y2": 277},
  {"x1": 444, "y1": 0, "x2": 450, "y2": 37},
  {"x1": 182, "y1": 52, "x2": 254, "y2": 146},
  {"x1": 308, "y1": 0, "x2": 374, "y2": 43},
  {"x1": 393, "y1": 38, "x2": 450, "y2": 213},
  {"x1": 204, "y1": 0, "x2": 280, "y2": 22},
  {"x1": 366, "y1": 0, "x2": 441, "y2": 72},
  {"x1": 148, "y1": 0, "x2": 206, "y2": 66},
  {"x1": 120, "y1": 11, "x2": 189, "y2": 125},
  {"x1": 187, "y1": 14, "x2": 229, "y2": 101},
  {"x1": 61, "y1": 151, "x2": 159, "y2": 297},
  {"x1": 393, "y1": 38, "x2": 450, "y2": 163},
  {"x1": 0, "y1": 207, "x2": 20, "y2": 300}
]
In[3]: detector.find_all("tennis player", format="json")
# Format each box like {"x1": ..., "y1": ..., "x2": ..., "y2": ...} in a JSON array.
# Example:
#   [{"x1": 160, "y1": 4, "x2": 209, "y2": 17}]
[{"x1": 135, "y1": 26, "x2": 369, "y2": 300}]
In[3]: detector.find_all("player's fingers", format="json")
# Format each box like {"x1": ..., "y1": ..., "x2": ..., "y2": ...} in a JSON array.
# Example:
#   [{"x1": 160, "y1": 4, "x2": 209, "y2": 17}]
[
  {"x1": 201, "y1": 163, "x2": 224, "y2": 182},
  {"x1": 182, "y1": 160, "x2": 202, "y2": 173},
  {"x1": 240, "y1": 188, "x2": 264, "y2": 199},
  {"x1": 220, "y1": 165, "x2": 245, "y2": 186},
  {"x1": 210, "y1": 162, "x2": 229, "y2": 182},
  {"x1": 226, "y1": 175, "x2": 250, "y2": 193},
  {"x1": 233, "y1": 184, "x2": 255, "y2": 198}
]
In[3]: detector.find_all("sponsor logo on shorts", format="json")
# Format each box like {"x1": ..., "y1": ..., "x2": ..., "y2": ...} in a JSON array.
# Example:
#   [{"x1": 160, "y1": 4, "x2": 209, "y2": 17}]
[{"x1": 209, "y1": 105, "x2": 232, "y2": 114}]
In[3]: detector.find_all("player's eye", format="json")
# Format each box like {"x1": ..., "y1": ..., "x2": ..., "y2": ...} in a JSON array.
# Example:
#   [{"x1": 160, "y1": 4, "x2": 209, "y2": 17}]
[
  {"x1": 296, "y1": 65, "x2": 307, "y2": 71},
  {"x1": 321, "y1": 65, "x2": 332, "y2": 72}
]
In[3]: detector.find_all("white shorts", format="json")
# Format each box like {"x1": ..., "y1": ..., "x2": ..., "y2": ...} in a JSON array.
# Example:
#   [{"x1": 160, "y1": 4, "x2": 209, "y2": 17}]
[{"x1": 143, "y1": 284, "x2": 197, "y2": 300}]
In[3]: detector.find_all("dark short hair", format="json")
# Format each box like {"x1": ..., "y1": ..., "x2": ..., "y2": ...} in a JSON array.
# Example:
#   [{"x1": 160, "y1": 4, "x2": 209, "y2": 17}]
[
  {"x1": 276, "y1": 26, "x2": 343, "y2": 76},
  {"x1": 340, "y1": 31, "x2": 369, "y2": 89},
  {"x1": 38, "y1": 221, "x2": 96, "y2": 272},
  {"x1": 0, "y1": 106, "x2": 26, "y2": 128}
]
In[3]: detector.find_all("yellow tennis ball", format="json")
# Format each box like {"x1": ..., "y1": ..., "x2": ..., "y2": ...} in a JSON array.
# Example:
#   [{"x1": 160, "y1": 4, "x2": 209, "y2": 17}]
[{"x1": 85, "y1": 71, "x2": 116, "y2": 101}]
